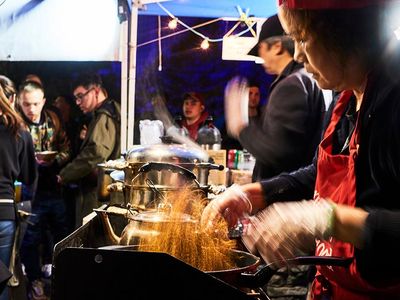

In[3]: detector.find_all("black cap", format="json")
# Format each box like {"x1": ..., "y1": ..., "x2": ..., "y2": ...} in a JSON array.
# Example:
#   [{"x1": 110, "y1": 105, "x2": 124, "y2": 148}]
[{"x1": 248, "y1": 14, "x2": 285, "y2": 57}]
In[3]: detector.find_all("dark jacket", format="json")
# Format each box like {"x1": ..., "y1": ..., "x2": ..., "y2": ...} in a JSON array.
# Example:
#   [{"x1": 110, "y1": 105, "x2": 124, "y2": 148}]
[
  {"x1": 59, "y1": 98, "x2": 121, "y2": 184},
  {"x1": 23, "y1": 109, "x2": 70, "y2": 194},
  {"x1": 260, "y1": 48, "x2": 400, "y2": 284},
  {"x1": 0, "y1": 125, "x2": 37, "y2": 220},
  {"x1": 239, "y1": 60, "x2": 326, "y2": 181}
]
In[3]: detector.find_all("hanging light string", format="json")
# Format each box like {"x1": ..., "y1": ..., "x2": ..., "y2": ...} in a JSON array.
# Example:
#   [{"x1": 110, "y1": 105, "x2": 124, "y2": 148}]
[
  {"x1": 136, "y1": 17, "x2": 223, "y2": 48},
  {"x1": 156, "y1": 1, "x2": 257, "y2": 42},
  {"x1": 135, "y1": 1, "x2": 258, "y2": 48}
]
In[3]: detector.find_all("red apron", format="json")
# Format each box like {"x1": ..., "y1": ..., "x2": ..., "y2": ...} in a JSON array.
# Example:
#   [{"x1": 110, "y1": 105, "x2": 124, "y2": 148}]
[{"x1": 312, "y1": 91, "x2": 400, "y2": 299}]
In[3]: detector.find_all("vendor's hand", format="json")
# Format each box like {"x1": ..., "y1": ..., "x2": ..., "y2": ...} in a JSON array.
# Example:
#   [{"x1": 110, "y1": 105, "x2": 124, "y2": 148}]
[
  {"x1": 201, "y1": 184, "x2": 253, "y2": 231},
  {"x1": 56, "y1": 175, "x2": 63, "y2": 184},
  {"x1": 224, "y1": 76, "x2": 249, "y2": 139},
  {"x1": 242, "y1": 200, "x2": 335, "y2": 265}
]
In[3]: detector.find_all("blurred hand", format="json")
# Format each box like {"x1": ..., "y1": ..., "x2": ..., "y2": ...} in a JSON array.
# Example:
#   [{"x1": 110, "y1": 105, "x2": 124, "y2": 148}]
[
  {"x1": 201, "y1": 184, "x2": 253, "y2": 230},
  {"x1": 80, "y1": 125, "x2": 88, "y2": 140},
  {"x1": 242, "y1": 200, "x2": 335, "y2": 265},
  {"x1": 224, "y1": 76, "x2": 249, "y2": 139},
  {"x1": 35, "y1": 156, "x2": 54, "y2": 166}
]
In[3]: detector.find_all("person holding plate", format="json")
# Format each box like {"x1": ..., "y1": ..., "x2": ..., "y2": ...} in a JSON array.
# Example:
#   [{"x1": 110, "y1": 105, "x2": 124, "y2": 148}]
[{"x1": 17, "y1": 80, "x2": 70, "y2": 300}]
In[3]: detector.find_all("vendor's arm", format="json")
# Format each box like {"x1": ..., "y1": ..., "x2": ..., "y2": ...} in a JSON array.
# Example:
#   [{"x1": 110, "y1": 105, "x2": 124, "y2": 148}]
[{"x1": 260, "y1": 154, "x2": 317, "y2": 204}]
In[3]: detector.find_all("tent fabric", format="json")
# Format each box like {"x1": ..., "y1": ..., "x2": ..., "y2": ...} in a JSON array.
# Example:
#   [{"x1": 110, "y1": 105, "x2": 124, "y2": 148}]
[
  {"x1": 0, "y1": 0, "x2": 120, "y2": 61},
  {"x1": 136, "y1": 1, "x2": 277, "y2": 18},
  {"x1": 0, "y1": 0, "x2": 278, "y2": 61}
]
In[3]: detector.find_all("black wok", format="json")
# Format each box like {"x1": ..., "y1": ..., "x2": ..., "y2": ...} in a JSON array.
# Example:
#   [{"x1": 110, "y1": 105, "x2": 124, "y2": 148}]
[{"x1": 99, "y1": 245, "x2": 353, "y2": 289}]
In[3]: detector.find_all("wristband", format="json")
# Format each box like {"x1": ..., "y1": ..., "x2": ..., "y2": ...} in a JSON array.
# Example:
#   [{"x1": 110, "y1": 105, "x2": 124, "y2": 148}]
[{"x1": 323, "y1": 201, "x2": 337, "y2": 239}]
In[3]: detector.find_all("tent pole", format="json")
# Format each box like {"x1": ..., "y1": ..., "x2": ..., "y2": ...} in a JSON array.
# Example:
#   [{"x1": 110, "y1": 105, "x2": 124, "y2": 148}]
[
  {"x1": 119, "y1": 18, "x2": 129, "y2": 154},
  {"x1": 127, "y1": 2, "x2": 139, "y2": 149}
]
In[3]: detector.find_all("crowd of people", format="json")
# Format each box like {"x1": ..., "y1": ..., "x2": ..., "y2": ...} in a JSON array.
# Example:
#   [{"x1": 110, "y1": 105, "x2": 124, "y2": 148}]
[{"x1": 0, "y1": 72, "x2": 121, "y2": 300}]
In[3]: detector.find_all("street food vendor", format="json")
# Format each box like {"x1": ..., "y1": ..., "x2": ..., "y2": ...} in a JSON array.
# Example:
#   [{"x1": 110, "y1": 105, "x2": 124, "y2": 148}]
[{"x1": 202, "y1": 0, "x2": 400, "y2": 299}]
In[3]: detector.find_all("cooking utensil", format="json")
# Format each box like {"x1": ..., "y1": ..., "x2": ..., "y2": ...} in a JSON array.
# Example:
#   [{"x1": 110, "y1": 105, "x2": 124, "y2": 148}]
[
  {"x1": 98, "y1": 144, "x2": 224, "y2": 208},
  {"x1": 94, "y1": 205, "x2": 198, "y2": 246},
  {"x1": 99, "y1": 245, "x2": 260, "y2": 286},
  {"x1": 97, "y1": 244, "x2": 353, "y2": 289},
  {"x1": 110, "y1": 170, "x2": 124, "y2": 182},
  {"x1": 240, "y1": 256, "x2": 353, "y2": 289},
  {"x1": 128, "y1": 162, "x2": 203, "y2": 211}
]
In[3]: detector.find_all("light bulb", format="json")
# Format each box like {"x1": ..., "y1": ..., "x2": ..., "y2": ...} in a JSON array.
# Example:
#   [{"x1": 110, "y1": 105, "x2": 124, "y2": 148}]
[
  {"x1": 200, "y1": 39, "x2": 209, "y2": 50},
  {"x1": 168, "y1": 18, "x2": 178, "y2": 29}
]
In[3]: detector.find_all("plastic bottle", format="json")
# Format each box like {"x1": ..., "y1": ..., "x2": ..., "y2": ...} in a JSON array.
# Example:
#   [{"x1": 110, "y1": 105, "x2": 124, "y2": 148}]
[
  {"x1": 174, "y1": 115, "x2": 189, "y2": 137},
  {"x1": 196, "y1": 116, "x2": 222, "y2": 150}
]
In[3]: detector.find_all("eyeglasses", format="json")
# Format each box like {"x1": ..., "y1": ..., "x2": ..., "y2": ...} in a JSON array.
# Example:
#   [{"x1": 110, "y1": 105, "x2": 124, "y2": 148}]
[{"x1": 73, "y1": 87, "x2": 94, "y2": 101}]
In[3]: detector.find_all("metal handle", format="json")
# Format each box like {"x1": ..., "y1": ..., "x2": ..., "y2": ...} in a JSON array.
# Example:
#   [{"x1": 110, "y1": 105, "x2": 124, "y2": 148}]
[
  {"x1": 196, "y1": 162, "x2": 224, "y2": 171},
  {"x1": 239, "y1": 256, "x2": 353, "y2": 288},
  {"x1": 138, "y1": 162, "x2": 197, "y2": 181}
]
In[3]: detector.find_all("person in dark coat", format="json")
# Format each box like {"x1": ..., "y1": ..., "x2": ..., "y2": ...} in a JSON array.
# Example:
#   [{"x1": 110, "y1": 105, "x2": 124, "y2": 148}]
[
  {"x1": 224, "y1": 14, "x2": 327, "y2": 182},
  {"x1": 0, "y1": 75, "x2": 37, "y2": 300}
]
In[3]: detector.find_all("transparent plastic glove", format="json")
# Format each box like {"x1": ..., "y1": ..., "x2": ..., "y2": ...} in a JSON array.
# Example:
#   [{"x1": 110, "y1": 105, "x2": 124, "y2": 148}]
[
  {"x1": 224, "y1": 76, "x2": 249, "y2": 139},
  {"x1": 242, "y1": 200, "x2": 335, "y2": 265},
  {"x1": 201, "y1": 184, "x2": 252, "y2": 230}
]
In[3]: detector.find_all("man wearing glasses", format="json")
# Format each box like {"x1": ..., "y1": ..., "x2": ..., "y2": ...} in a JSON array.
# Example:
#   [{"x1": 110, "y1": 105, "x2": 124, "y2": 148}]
[{"x1": 58, "y1": 72, "x2": 121, "y2": 229}]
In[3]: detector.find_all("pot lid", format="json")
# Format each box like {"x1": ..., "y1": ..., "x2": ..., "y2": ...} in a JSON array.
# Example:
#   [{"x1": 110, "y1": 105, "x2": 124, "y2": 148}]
[
  {"x1": 131, "y1": 210, "x2": 197, "y2": 223},
  {"x1": 124, "y1": 144, "x2": 209, "y2": 164}
]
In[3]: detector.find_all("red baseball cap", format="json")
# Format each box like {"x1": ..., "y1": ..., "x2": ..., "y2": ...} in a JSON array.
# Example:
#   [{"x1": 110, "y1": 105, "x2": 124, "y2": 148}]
[
  {"x1": 278, "y1": 0, "x2": 397, "y2": 9},
  {"x1": 183, "y1": 92, "x2": 205, "y2": 105}
]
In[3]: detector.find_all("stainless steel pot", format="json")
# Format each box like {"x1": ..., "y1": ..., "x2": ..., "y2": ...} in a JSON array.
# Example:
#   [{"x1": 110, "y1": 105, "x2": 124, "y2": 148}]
[
  {"x1": 95, "y1": 208, "x2": 198, "y2": 246},
  {"x1": 99, "y1": 144, "x2": 224, "y2": 210},
  {"x1": 123, "y1": 144, "x2": 216, "y2": 186}
]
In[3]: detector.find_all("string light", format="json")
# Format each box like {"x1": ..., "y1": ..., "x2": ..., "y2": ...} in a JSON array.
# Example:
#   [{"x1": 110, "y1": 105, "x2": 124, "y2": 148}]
[
  {"x1": 168, "y1": 18, "x2": 178, "y2": 29},
  {"x1": 200, "y1": 39, "x2": 209, "y2": 50},
  {"x1": 155, "y1": 2, "x2": 257, "y2": 43},
  {"x1": 135, "y1": 1, "x2": 264, "y2": 56},
  {"x1": 136, "y1": 18, "x2": 223, "y2": 48}
]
